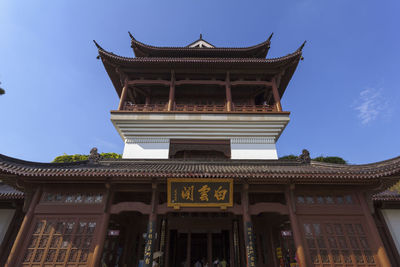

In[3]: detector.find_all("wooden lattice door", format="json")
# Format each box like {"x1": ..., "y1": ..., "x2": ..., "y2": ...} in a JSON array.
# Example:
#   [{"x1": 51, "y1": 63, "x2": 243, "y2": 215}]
[
  {"x1": 301, "y1": 217, "x2": 378, "y2": 267},
  {"x1": 20, "y1": 215, "x2": 99, "y2": 267}
]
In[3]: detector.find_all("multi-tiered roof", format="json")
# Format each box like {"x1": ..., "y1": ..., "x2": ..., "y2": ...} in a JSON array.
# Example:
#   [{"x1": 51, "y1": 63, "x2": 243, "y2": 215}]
[{"x1": 95, "y1": 33, "x2": 304, "y2": 110}]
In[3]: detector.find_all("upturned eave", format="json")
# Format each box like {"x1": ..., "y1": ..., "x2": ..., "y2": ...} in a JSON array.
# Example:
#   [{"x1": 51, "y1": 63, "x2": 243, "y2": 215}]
[
  {"x1": 96, "y1": 44, "x2": 302, "y2": 98},
  {"x1": 130, "y1": 34, "x2": 272, "y2": 58}
]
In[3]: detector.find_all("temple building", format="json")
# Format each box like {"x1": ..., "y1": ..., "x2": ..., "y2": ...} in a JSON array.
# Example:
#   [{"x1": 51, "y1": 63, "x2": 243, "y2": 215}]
[{"x1": 1, "y1": 34, "x2": 400, "y2": 267}]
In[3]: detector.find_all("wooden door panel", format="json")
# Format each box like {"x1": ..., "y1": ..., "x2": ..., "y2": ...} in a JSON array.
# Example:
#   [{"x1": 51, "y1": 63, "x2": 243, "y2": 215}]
[
  {"x1": 300, "y1": 216, "x2": 378, "y2": 267},
  {"x1": 19, "y1": 215, "x2": 100, "y2": 267}
]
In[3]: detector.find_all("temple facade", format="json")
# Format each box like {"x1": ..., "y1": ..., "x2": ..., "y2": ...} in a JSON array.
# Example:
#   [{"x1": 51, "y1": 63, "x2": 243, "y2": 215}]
[{"x1": 1, "y1": 34, "x2": 400, "y2": 267}]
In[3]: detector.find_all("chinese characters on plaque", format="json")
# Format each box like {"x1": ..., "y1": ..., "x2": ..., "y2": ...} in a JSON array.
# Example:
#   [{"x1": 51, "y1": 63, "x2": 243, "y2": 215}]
[{"x1": 167, "y1": 178, "x2": 233, "y2": 207}]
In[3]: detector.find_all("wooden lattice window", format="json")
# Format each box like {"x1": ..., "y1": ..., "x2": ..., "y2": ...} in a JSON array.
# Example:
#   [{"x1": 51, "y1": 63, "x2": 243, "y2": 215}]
[
  {"x1": 21, "y1": 216, "x2": 98, "y2": 267},
  {"x1": 302, "y1": 219, "x2": 377, "y2": 266}
]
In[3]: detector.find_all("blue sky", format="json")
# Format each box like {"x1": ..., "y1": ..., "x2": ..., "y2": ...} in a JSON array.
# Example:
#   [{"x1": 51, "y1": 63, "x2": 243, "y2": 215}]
[{"x1": 0, "y1": 0, "x2": 399, "y2": 164}]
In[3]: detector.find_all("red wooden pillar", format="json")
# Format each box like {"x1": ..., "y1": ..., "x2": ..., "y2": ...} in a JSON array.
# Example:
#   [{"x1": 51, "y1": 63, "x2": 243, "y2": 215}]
[
  {"x1": 242, "y1": 183, "x2": 256, "y2": 267},
  {"x1": 92, "y1": 186, "x2": 114, "y2": 267},
  {"x1": 167, "y1": 71, "x2": 175, "y2": 111},
  {"x1": 225, "y1": 72, "x2": 232, "y2": 112},
  {"x1": 358, "y1": 192, "x2": 391, "y2": 267},
  {"x1": 118, "y1": 79, "x2": 129, "y2": 110},
  {"x1": 271, "y1": 77, "x2": 282, "y2": 112},
  {"x1": 144, "y1": 183, "x2": 158, "y2": 267},
  {"x1": 6, "y1": 187, "x2": 41, "y2": 267},
  {"x1": 284, "y1": 185, "x2": 307, "y2": 267}
]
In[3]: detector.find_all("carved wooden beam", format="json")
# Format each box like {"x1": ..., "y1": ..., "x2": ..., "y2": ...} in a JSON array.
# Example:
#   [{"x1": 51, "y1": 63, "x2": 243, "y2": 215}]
[
  {"x1": 175, "y1": 80, "x2": 225, "y2": 86},
  {"x1": 128, "y1": 79, "x2": 170, "y2": 86},
  {"x1": 230, "y1": 80, "x2": 272, "y2": 86}
]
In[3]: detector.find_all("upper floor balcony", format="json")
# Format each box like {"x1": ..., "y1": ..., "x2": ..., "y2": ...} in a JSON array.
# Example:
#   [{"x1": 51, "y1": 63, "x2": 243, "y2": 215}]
[
  {"x1": 121, "y1": 103, "x2": 277, "y2": 113},
  {"x1": 113, "y1": 72, "x2": 286, "y2": 114}
]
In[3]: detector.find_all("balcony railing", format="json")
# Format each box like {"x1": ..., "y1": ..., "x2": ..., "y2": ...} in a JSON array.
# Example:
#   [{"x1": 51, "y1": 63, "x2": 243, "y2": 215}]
[{"x1": 122, "y1": 103, "x2": 277, "y2": 113}]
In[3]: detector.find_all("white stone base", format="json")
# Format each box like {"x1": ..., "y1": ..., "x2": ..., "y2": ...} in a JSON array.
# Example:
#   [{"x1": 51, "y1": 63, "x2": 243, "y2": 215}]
[{"x1": 122, "y1": 138, "x2": 169, "y2": 159}]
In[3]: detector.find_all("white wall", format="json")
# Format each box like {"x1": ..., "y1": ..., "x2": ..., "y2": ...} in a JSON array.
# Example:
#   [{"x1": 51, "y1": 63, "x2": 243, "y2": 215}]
[
  {"x1": 123, "y1": 138, "x2": 169, "y2": 159},
  {"x1": 0, "y1": 209, "x2": 15, "y2": 244},
  {"x1": 381, "y1": 209, "x2": 400, "y2": 253},
  {"x1": 123, "y1": 137, "x2": 279, "y2": 160},
  {"x1": 231, "y1": 143, "x2": 278, "y2": 160}
]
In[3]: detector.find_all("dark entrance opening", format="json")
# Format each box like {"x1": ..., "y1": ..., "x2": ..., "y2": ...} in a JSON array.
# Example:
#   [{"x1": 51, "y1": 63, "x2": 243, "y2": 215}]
[
  {"x1": 191, "y1": 233, "x2": 207, "y2": 265},
  {"x1": 212, "y1": 231, "x2": 230, "y2": 265},
  {"x1": 168, "y1": 230, "x2": 188, "y2": 267}
]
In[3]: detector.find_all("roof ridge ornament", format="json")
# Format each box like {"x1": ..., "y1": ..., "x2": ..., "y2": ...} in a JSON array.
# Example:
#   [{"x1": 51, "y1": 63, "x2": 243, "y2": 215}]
[
  {"x1": 128, "y1": 31, "x2": 135, "y2": 40},
  {"x1": 297, "y1": 149, "x2": 311, "y2": 164},
  {"x1": 88, "y1": 147, "x2": 102, "y2": 163},
  {"x1": 267, "y1": 32, "x2": 274, "y2": 42}
]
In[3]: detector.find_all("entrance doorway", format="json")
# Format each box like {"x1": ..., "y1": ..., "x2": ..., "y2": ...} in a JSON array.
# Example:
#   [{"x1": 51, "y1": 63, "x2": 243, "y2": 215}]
[
  {"x1": 168, "y1": 230, "x2": 231, "y2": 267},
  {"x1": 167, "y1": 213, "x2": 234, "y2": 267},
  {"x1": 100, "y1": 211, "x2": 297, "y2": 267},
  {"x1": 191, "y1": 233, "x2": 207, "y2": 265}
]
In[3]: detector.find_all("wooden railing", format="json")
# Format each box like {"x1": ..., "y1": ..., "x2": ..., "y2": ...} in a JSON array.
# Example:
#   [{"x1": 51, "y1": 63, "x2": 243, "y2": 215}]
[
  {"x1": 123, "y1": 103, "x2": 167, "y2": 112},
  {"x1": 233, "y1": 104, "x2": 275, "y2": 112},
  {"x1": 122, "y1": 103, "x2": 277, "y2": 113},
  {"x1": 175, "y1": 104, "x2": 226, "y2": 112}
]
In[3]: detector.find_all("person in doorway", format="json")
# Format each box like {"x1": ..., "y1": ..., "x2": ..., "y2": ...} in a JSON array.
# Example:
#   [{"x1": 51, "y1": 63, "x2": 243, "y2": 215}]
[
  {"x1": 194, "y1": 259, "x2": 202, "y2": 267},
  {"x1": 220, "y1": 259, "x2": 227, "y2": 267},
  {"x1": 213, "y1": 258, "x2": 219, "y2": 267}
]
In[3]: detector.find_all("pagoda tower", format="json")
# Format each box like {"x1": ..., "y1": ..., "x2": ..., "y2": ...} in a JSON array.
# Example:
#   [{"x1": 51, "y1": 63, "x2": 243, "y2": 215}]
[{"x1": 95, "y1": 34, "x2": 304, "y2": 159}]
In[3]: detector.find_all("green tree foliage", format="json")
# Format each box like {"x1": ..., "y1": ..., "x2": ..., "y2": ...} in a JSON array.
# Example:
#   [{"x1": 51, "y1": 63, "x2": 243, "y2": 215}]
[
  {"x1": 279, "y1": 155, "x2": 298, "y2": 160},
  {"x1": 279, "y1": 155, "x2": 347, "y2": 164},
  {"x1": 52, "y1": 153, "x2": 121, "y2": 163},
  {"x1": 313, "y1": 156, "x2": 347, "y2": 164}
]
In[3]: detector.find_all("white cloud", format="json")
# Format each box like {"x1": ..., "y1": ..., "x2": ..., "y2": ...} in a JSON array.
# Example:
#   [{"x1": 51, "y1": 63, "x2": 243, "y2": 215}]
[{"x1": 354, "y1": 88, "x2": 388, "y2": 125}]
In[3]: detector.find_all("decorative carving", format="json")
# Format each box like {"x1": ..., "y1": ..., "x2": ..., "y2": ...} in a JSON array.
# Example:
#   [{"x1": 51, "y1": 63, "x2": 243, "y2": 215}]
[
  {"x1": 88, "y1": 148, "x2": 102, "y2": 163},
  {"x1": 298, "y1": 149, "x2": 311, "y2": 164},
  {"x1": 231, "y1": 137, "x2": 275, "y2": 144},
  {"x1": 125, "y1": 138, "x2": 169, "y2": 144}
]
